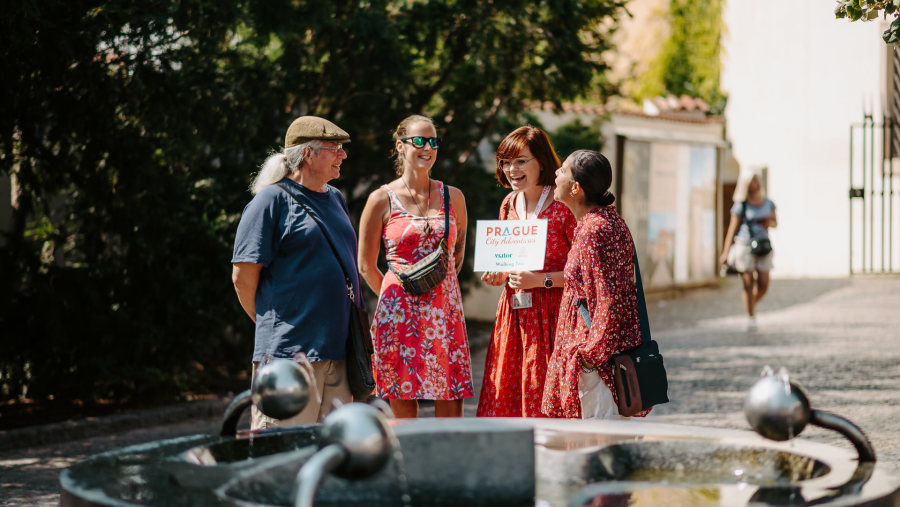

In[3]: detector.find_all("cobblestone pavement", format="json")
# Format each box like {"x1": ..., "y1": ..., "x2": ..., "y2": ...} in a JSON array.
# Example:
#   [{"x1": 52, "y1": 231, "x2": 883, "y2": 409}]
[{"x1": 3, "y1": 276, "x2": 900, "y2": 506}]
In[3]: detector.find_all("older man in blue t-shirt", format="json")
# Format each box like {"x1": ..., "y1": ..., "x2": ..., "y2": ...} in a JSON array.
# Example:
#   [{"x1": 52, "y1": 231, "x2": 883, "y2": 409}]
[{"x1": 232, "y1": 116, "x2": 360, "y2": 429}]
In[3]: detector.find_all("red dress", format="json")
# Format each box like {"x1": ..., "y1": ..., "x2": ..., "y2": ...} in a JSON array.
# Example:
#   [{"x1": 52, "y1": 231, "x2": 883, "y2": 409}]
[
  {"x1": 476, "y1": 194, "x2": 576, "y2": 417},
  {"x1": 372, "y1": 182, "x2": 474, "y2": 401},
  {"x1": 541, "y1": 206, "x2": 650, "y2": 418}
]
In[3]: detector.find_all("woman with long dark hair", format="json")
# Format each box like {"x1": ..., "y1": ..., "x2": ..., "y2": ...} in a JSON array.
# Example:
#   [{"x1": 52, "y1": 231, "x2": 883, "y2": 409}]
[{"x1": 541, "y1": 150, "x2": 650, "y2": 419}]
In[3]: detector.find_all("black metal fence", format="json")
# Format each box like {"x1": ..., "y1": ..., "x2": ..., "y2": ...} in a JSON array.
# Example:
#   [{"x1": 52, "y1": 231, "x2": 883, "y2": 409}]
[{"x1": 849, "y1": 114, "x2": 900, "y2": 274}]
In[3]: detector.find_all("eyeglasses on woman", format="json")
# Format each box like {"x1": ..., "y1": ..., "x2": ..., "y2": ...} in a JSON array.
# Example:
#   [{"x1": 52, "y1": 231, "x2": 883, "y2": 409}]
[{"x1": 499, "y1": 157, "x2": 535, "y2": 170}]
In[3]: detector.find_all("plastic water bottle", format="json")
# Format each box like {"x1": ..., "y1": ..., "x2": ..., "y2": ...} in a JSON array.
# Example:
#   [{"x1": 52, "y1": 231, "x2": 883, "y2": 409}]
[{"x1": 720, "y1": 264, "x2": 728, "y2": 278}]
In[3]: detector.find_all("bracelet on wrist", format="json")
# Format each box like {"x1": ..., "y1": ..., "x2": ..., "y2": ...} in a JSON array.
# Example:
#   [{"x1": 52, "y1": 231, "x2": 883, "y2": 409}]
[{"x1": 580, "y1": 358, "x2": 595, "y2": 373}]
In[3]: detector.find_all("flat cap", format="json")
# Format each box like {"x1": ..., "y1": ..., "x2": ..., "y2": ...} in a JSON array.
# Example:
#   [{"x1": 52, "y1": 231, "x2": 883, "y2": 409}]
[{"x1": 284, "y1": 116, "x2": 351, "y2": 148}]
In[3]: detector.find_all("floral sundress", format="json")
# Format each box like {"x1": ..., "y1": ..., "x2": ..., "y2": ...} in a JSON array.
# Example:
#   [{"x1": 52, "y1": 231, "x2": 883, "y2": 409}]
[{"x1": 372, "y1": 182, "x2": 474, "y2": 400}]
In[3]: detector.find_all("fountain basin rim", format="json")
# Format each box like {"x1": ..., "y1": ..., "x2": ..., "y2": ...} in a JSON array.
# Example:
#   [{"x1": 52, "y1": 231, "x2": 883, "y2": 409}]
[
  {"x1": 445, "y1": 418, "x2": 873, "y2": 489},
  {"x1": 60, "y1": 416, "x2": 900, "y2": 507}
]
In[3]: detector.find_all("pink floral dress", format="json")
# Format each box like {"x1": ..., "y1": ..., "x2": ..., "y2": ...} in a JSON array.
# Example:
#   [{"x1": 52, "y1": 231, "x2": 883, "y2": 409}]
[
  {"x1": 372, "y1": 182, "x2": 474, "y2": 400},
  {"x1": 476, "y1": 195, "x2": 576, "y2": 417},
  {"x1": 541, "y1": 206, "x2": 650, "y2": 418}
]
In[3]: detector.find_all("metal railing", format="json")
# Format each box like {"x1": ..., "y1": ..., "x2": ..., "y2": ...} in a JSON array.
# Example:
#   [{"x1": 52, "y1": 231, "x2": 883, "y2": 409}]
[{"x1": 849, "y1": 114, "x2": 900, "y2": 274}]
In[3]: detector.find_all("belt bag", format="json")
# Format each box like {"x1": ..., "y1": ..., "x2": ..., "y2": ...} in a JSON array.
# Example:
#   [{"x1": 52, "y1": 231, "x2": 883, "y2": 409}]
[
  {"x1": 394, "y1": 238, "x2": 449, "y2": 295},
  {"x1": 392, "y1": 184, "x2": 451, "y2": 295}
]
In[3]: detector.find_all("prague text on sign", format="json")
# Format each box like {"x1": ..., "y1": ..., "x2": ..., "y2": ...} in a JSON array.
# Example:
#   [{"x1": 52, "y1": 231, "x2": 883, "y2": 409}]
[{"x1": 473, "y1": 219, "x2": 548, "y2": 272}]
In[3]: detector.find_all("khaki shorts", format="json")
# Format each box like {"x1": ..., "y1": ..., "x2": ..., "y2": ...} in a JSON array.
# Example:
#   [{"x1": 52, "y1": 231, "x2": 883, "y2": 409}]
[
  {"x1": 727, "y1": 240, "x2": 773, "y2": 273},
  {"x1": 250, "y1": 358, "x2": 352, "y2": 430}
]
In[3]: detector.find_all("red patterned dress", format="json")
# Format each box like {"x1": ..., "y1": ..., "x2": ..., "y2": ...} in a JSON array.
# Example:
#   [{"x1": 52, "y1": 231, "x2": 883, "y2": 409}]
[
  {"x1": 372, "y1": 182, "x2": 474, "y2": 401},
  {"x1": 476, "y1": 194, "x2": 576, "y2": 417},
  {"x1": 541, "y1": 206, "x2": 650, "y2": 419}
]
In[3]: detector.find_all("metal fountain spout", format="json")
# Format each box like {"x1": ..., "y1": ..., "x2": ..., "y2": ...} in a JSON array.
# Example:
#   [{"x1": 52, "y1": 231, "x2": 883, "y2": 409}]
[
  {"x1": 744, "y1": 371, "x2": 876, "y2": 463},
  {"x1": 215, "y1": 357, "x2": 394, "y2": 507},
  {"x1": 292, "y1": 403, "x2": 394, "y2": 507},
  {"x1": 219, "y1": 359, "x2": 312, "y2": 436}
]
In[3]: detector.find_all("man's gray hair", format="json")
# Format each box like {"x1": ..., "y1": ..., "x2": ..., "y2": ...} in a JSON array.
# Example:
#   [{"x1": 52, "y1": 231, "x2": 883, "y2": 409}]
[{"x1": 250, "y1": 140, "x2": 322, "y2": 195}]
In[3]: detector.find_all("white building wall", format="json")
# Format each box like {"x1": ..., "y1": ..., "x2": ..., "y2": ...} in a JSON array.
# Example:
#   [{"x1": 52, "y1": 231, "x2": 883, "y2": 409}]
[{"x1": 721, "y1": 1, "x2": 886, "y2": 276}]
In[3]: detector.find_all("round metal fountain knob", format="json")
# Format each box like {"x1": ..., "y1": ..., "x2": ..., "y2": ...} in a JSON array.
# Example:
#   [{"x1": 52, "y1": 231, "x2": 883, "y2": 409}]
[
  {"x1": 320, "y1": 403, "x2": 393, "y2": 479},
  {"x1": 744, "y1": 375, "x2": 811, "y2": 441},
  {"x1": 251, "y1": 359, "x2": 312, "y2": 420}
]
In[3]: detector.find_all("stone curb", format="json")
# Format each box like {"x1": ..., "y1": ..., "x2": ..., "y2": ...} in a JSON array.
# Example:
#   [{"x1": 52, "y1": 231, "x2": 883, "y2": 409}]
[{"x1": 0, "y1": 398, "x2": 230, "y2": 453}]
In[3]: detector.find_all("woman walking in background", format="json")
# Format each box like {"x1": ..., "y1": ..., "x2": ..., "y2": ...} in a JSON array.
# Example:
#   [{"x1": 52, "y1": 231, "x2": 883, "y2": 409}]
[
  {"x1": 477, "y1": 126, "x2": 576, "y2": 417},
  {"x1": 720, "y1": 170, "x2": 777, "y2": 331},
  {"x1": 541, "y1": 150, "x2": 649, "y2": 420},
  {"x1": 357, "y1": 114, "x2": 473, "y2": 418}
]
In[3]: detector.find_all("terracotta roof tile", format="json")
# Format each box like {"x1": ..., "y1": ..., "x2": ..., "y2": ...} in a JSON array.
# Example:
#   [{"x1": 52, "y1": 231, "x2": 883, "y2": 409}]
[{"x1": 524, "y1": 97, "x2": 721, "y2": 124}]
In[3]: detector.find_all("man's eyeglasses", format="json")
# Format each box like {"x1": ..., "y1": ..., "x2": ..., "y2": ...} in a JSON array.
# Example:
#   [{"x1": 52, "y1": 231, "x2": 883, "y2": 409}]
[
  {"x1": 400, "y1": 136, "x2": 441, "y2": 149},
  {"x1": 318, "y1": 144, "x2": 345, "y2": 154},
  {"x1": 499, "y1": 157, "x2": 535, "y2": 170}
]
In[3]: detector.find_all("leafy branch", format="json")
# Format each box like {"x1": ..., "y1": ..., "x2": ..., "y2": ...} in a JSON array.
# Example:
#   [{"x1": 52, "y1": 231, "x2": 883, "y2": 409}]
[{"x1": 835, "y1": 0, "x2": 900, "y2": 43}]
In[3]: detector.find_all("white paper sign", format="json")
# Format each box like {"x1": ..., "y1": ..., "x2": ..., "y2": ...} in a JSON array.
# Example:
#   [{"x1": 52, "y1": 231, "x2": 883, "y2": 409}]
[{"x1": 473, "y1": 219, "x2": 548, "y2": 272}]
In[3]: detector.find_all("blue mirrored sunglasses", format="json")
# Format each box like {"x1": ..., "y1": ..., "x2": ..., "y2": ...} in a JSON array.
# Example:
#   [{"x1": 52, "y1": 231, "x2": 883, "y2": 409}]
[{"x1": 400, "y1": 136, "x2": 441, "y2": 149}]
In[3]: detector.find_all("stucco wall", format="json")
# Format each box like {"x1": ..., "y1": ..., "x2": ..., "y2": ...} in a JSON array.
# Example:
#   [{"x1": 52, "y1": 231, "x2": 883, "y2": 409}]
[{"x1": 721, "y1": 1, "x2": 886, "y2": 276}]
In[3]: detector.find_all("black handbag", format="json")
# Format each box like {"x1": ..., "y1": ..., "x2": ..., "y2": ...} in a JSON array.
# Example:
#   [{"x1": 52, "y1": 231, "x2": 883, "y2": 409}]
[
  {"x1": 741, "y1": 201, "x2": 773, "y2": 257},
  {"x1": 578, "y1": 246, "x2": 669, "y2": 417},
  {"x1": 750, "y1": 238, "x2": 772, "y2": 256},
  {"x1": 390, "y1": 184, "x2": 450, "y2": 295},
  {"x1": 277, "y1": 184, "x2": 376, "y2": 401},
  {"x1": 345, "y1": 302, "x2": 376, "y2": 401}
]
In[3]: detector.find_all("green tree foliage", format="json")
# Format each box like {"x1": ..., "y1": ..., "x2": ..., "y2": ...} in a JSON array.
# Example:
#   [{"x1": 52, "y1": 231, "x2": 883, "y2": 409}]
[
  {"x1": 549, "y1": 118, "x2": 607, "y2": 160},
  {"x1": 1, "y1": 0, "x2": 627, "y2": 404},
  {"x1": 638, "y1": 0, "x2": 726, "y2": 113},
  {"x1": 835, "y1": 0, "x2": 900, "y2": 44},
  {"x1": 490, "y1": 112, "x2": 606, "y2": 166}
]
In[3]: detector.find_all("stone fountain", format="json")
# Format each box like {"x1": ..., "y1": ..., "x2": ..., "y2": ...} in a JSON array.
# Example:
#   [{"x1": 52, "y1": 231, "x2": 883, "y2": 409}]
[{"x1": 60, "y1": 361, "x2": 900, "y2": 506}]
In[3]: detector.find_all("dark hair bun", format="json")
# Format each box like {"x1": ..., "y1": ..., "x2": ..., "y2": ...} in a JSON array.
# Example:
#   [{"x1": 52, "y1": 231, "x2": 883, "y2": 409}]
[{"x1": 569, "y1": 150, "x2": 615, "y2": 206}]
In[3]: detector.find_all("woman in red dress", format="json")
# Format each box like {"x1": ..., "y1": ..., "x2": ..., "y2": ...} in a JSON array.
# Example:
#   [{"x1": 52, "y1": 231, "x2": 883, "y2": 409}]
[
  {"x1": 476, "y1": 126, "x2": 576, "y2": 417},
  {"x1": 541, "y1": 150, "x2": 650, "y2": 419},
  {"x1": 358, "y1": 115, "x2": 473, "y2": 419}
]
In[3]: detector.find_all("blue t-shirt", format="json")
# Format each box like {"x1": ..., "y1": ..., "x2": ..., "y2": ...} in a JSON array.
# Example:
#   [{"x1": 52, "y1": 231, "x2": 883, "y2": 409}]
[
  {"x1": 232, "y1": 178, "x2": 361, "y2": 362},
  {"x1": 731, "y1": 199, "x2": 775, "y2": 243}
]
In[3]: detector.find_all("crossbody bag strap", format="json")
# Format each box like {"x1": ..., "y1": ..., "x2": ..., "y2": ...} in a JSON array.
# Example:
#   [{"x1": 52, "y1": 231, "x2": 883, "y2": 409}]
[
  {"x1": 632, "y1": 243, "x2": 651, "y2": 344},
  {"x1": 276, "y1": 183, "x2": 358, "y2": 305},
  {"x1": 576, "y1": 242, "x2": 652, "y2": 345},
  {"x1": 440, "y1": 182, "x2": 449, "y2": 244},
  {"x1": 740, "y1": 201, "x2": 752, "y2": 237}
]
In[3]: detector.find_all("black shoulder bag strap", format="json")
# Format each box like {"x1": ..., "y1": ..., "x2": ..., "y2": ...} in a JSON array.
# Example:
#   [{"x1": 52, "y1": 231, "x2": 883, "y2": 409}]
[
  {"x1": 740, "y1": 201, "x2": 753, "y2": 235},
  {"x1": 578, "y1": 244, "x2": 651, "y2": 345},
  {"x1": 632, "y1": 246, "x2": 652, "y2": 344},
  {"x1": 276, "y1": 183, "x2": 359, "y2": 307},
  {"x1": 441, "y1": 183, "x2": 450, "y2": 244},
  {"x1": 433, "y1": 182, "x2": 450, "y2": 246}
]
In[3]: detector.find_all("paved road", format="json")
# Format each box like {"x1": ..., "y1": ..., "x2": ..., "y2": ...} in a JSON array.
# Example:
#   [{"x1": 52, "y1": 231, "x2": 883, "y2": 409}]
[{"x1": 3, "y1": 276, "x2": 900, "y2": 506}]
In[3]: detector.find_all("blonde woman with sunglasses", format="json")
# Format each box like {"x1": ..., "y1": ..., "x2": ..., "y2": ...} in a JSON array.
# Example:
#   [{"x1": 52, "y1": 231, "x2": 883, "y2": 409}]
[{"x1": 358, "y1": 114, "x2": 473, "y2": 418}]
